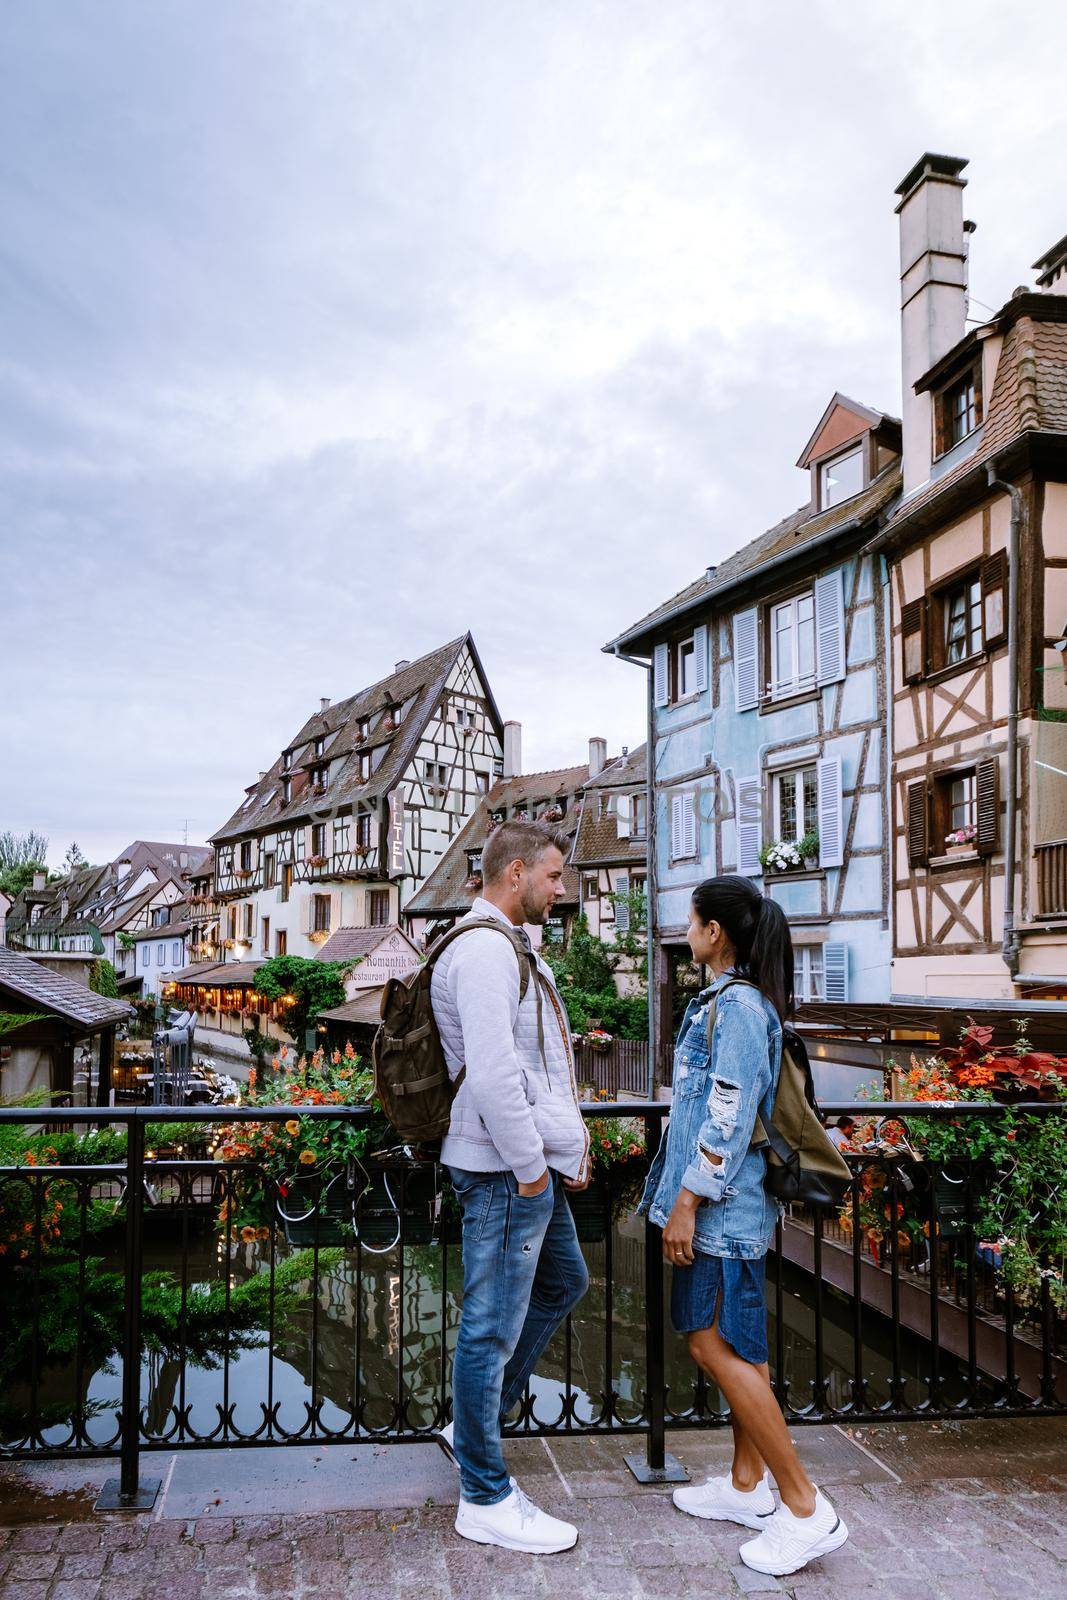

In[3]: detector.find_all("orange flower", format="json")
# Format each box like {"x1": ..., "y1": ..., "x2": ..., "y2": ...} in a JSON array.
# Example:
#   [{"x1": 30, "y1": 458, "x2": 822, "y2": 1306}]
[
  {"x1": 299, "y1": 1149, "x2": 316, "y2": 1166},
  {"x1": 240, "y1": 1225, "x2": 257, "y2": 1242},
  {"x1": 255, "y1": 1225, "x2": 271, "y2": 1241},
  {"x1": 285, "y1": 1119, "x2": 301, "y2": 1135}
]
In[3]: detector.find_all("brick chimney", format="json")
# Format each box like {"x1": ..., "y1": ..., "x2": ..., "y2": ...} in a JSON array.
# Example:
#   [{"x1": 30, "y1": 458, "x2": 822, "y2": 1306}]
[
  {"x1": 895, "y1": 153, "x2": 969, "y2": 494},
  {"x1": 588, "y1": 736, "x2": 607, "y2": 778},
  {"x1": 503, "y1": 721, "x2": 522, "y2": 779}
]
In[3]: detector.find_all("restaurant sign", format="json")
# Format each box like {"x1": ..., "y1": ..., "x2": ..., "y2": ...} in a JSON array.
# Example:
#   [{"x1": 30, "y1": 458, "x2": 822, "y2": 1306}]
[{"x1": 347, "y1": 928, "x2": 422, "y2": 991}]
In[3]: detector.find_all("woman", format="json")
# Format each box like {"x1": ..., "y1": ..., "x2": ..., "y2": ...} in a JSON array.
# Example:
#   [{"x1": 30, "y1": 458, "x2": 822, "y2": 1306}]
[{"x1": 637, "y1": 875, "x2": 849, "y2": 1578}]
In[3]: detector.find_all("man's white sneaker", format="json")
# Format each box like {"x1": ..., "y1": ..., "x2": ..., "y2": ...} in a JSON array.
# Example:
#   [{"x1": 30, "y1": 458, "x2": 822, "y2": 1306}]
[
  {"x1": 455, "y1": 1485, "x2": 578, "y2": 1554},
  {"x1": 436, "y1": 1419, "x2": 458, "y2": 1466},
  {"x1": 672, "y1": 1471, "x2": 775, "y2": 1530},
  {"x1": 738, "y1": 1489, "x2": 848, "y2": 1576}
]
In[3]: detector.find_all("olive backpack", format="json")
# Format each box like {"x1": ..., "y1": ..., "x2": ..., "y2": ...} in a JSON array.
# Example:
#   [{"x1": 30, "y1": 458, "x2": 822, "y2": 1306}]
[
  {"x1": 704, "y1": 979, "x2": 852, "y2": 1208},
  {"x1": 373, "y1": 918, "x2": 547, "y2": 1144}
]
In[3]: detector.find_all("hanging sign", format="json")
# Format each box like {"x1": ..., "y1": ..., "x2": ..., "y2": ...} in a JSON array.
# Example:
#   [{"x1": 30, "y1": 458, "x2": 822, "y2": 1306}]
[{"x1": 387, "y1": 792, "x2": 406, "y2": 879}]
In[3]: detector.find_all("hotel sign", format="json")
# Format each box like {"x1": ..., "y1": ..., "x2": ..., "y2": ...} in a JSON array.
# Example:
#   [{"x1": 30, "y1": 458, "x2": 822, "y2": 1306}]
[{"x1": 387, "y1": 793, "x2": 406, "y2": 879}]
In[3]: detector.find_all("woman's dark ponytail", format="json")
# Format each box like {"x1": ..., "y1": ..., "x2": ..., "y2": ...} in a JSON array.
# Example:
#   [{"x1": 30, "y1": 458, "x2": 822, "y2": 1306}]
[{"x1": 690, "y1": 874, "x2": 795, "y2": 1021}]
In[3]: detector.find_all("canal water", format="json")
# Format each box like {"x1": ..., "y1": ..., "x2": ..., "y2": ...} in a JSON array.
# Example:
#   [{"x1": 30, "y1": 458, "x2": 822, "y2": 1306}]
[{"x1": 24, "y1": 1212, "x2": 969, "y2": 1449}]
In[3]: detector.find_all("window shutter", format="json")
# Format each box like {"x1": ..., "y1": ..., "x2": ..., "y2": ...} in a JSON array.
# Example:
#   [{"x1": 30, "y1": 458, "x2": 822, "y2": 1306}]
[
  {"x1": 906, "y1": 780, "x2": 929, "y2": 867},
  {"x1": 670, "y1": 793, "x2": 684, "y2": 859},
  {"x1": 693, "y1": 624, "x2": 709, "y2": 695},
  {"x1": 981, "y1": 552, "x2": 1007, "y2": 648},
  {"x1": 823, "y1": 942, "x2": 849, "y2": 1002},
  {"x1": 653, "y1": 643, "x2": 670, "y2": 708},
  {"x1": 976, "y1": 756, "x2": 1000, "y2": 856},
  {"x1": 737, "y1": 774, "x2": 763, "y2": 877},
  {"x1": 901, "y1": 598, "x2": 927, "y2": 684},
  {"x1": 300, "y1": 894, "x2": 313, "y2": 935},
  {"x1": 816, "y1": 756, "x2": 844, "y2": 868},
  {"x1": 815, "y1": 568, "x2": 846, "y2": 685},
  {"x1": 733, "y1": 608, "x2": 759, "y2": 711},
  {"x1": 682, "y1": 793, "x2": 697, "y2": 859},
  {"x1": 614, "y1": 874, "x2": 630, "y2": 931}
]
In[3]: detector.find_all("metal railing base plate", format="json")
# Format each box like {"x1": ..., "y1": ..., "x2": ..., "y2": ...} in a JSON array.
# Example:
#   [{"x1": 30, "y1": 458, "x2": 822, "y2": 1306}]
[
  {"x1": 95, "y1": 1477, "x2": 161, "y2": 1513},
  {"x1": 624, "y1": 1451, "x2": 689, "y2": 1485}
]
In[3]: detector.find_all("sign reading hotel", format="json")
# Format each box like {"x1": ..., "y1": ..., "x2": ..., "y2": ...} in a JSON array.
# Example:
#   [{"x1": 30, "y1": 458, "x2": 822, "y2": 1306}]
[
  {"x1": 347, "y1": 928, "x2": 422, "y2": 991},
  {"x1": 386, "y1": 793, "x2": 406, "y2": 879}
]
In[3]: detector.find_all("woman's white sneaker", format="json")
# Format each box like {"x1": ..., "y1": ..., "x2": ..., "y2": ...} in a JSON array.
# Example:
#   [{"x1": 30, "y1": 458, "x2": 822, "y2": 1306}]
[
  {"x1": 455, "y1": 1485, "x2": 578, "y2": 1554},
  {"x1": 672, "y1": 1471, "x2": 776, "y2": 1530},
  {"x1": 738, "y1": 1489, "x2": 848, "y2": 1576}
]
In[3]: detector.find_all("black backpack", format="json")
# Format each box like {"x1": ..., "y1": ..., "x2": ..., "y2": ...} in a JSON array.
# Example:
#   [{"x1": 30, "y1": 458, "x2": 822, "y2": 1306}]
[
  {"x1": 705, "y1": 980, "x2": 852, "y2": 1208},
  {"x1": 373, "y1": 918, "x2": 546, "y2": 1143}
]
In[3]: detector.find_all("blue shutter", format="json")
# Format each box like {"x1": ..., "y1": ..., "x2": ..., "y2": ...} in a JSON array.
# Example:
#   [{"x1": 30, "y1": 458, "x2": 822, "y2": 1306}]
[
  {"x1": 614, "y1": 874, "x2": 630, "y2": 931},
  {"x1": 815, "y1": 569, "x2": 846, "y2": 685},
  {"x1": 817, "y1": 755, "x2": 844, "y2": 868},
  {"x1": 693, "y1": 624, "x2": 709, "y2": 695},
  {"x1": 737, "y1": 774, "x2": 763, "y2": 877},
  {"x1": 733, "y1": 608, "x2": 759, "y2": 711},
  {"x1": 823, "y1": 942, "x2": 848, "y2": 1002},
  {"x1": 653, "y1": 643, "x2": 670, "y2": 708}
]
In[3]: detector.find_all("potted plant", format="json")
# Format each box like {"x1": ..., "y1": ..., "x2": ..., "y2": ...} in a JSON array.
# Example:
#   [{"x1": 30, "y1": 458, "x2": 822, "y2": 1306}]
[
  {"x1": 308, "y1": 854, "x2": 328, "y2": 869},
  {"x1": 944, "y1": 824, "x2": 977, "y2": 857},
  {"x1": 566, "y1": 1112, "x2": 648, "y2": 1244},
  {"x1": 799, "y1": 829, "x2": 820, "y2": 870},
  {"x1": 759, "y1": 839, "x2": 803, "y2": 875}
]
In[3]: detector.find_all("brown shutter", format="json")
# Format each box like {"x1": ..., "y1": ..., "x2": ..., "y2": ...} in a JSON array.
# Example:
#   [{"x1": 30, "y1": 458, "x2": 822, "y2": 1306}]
[
  {"x1": 906, "y1": 780, "x2": 929, "y2": 866},
  {"x1": 981, "y1": 551, "x2": 1007, "y2": 648},
  {"x1": 901, "y1": 598, "x2": 927, "y2": 683},
  {"x1": 976, "y1": 757, "x2": 1000, "y2": 856}
]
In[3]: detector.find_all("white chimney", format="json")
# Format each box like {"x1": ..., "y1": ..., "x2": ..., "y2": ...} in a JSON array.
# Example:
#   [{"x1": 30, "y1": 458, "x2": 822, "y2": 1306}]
[
  {"x1": 395, "y1": 659, "x2": 411, "y2": 673},
  {"x1": 588, "y1": 736, "x2": 607, "y2": 778},
  {"x1": 117, "y1": 859, "x2": 131, "y2": 881},
  {"x1": 895, "y1": 153, "x2": 969, "y2": 495},
  {"x1": 503, "y1": 720, "x2": 522, "y2": 779},
  {"x1": 320, "y1": 697, "x2": 330, "y2": 712},
  {"x1": 1034, "y1": 232, "x2": 1067, "y2": 294},
  {"x1": 32, "y1": 870, "x2": 47, "y2": 892}
]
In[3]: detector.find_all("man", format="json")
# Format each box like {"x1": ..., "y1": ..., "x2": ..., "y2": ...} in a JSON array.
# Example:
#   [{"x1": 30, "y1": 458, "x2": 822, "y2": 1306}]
[
  {"x1": 826, "y1": 1116, "x2": 856, "y2": 1151},
  {"x1": 431, "y1": 820, "x2": 590, "y2": 1554}
]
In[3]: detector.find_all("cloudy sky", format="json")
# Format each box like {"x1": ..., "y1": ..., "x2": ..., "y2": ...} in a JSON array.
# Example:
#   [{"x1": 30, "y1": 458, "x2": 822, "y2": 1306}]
[{"x1": 2, "y1": 2, "x2": 1066, "y2": 868}]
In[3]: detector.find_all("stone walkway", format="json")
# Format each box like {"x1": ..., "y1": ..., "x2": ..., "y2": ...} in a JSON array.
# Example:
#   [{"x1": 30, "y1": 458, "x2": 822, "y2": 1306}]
[{"x1": 2, "y1": 1418, "x2": 1065, "y2": 1599}]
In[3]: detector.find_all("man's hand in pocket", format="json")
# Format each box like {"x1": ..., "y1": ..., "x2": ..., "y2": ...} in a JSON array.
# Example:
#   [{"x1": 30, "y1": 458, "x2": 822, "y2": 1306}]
[{"x1": 517, "y1": 1169, "x2": 550, "y2": 1197}]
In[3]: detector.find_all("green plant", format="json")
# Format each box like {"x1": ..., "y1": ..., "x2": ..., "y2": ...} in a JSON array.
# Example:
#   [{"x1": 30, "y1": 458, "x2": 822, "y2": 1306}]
[
  {"x1": 252, "y1": 955, "x2": 352, "y2": 1042},
  {"x1": 798, "y1": 829, "x2": 819, "y2": 860},
  {"x1": 117, "y1": 932, "x2": 136, "y2": 952},
  {"x1": 89, "y1": 959, "x2": 118, "y2": 998}
]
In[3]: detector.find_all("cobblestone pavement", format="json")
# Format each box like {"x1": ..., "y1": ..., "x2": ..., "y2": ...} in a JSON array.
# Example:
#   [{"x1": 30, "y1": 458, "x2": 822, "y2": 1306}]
[{"x1": 2, "y1": 1420, "x2": 1065, "y2": 1600}]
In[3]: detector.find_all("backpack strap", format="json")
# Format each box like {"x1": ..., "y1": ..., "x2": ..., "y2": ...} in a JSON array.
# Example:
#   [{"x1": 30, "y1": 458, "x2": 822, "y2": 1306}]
[{"x1": 426, "y1": 916, "x2": 548, "y2": 1083}]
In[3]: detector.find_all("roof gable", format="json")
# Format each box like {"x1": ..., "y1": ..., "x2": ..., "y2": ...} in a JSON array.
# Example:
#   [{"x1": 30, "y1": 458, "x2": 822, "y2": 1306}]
[{"x1": 796, "y1": 393, "x2": 893, "y2": 469}]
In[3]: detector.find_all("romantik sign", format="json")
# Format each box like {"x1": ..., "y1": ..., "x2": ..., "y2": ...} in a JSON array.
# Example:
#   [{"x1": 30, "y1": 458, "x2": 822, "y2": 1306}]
[{"x1": 346, "y1": 928, "x2": 422, "y2": 991}]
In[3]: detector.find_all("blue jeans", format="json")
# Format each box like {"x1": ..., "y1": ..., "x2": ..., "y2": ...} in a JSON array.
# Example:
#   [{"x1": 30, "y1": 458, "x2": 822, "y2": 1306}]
[{"x1": 447, "y1": 1166, "x2": 589, "y2": 1505}]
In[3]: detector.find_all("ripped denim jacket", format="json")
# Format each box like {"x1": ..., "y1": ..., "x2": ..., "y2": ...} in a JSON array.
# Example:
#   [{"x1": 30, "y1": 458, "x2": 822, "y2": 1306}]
[{"x1": 637, "y1": 972, "x2": 782, "y2": 1260}]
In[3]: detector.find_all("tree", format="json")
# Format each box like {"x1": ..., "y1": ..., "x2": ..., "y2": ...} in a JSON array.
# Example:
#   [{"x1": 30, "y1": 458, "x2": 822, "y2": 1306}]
[
  {"x1": 63, "y1": 842, "x2": 87, "y2": 873},
  {"x1": 251, "y1": 955, "x2": 353, "y2": 1045},
  {"x1": 0, "y1": 832, "x2": 49, "y2": 900},
  {"x1": 89, "y1": 960, "x2": 118, "y2": 998}
]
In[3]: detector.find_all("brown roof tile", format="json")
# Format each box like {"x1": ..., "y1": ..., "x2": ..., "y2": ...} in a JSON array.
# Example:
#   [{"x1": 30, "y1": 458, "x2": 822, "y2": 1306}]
[{"x1": 0, "y1": 947, "x2": 130, "y2": 1030}]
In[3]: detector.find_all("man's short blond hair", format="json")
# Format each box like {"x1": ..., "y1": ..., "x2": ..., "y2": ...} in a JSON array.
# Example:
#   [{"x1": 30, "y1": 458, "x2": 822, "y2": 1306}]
[{"x1": 482, "y1": 820, "x2": 570, "y2": 884}]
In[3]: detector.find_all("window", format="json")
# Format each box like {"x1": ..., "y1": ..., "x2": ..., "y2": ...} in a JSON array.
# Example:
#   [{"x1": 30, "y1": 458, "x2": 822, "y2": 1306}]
[
  {"x1": 493, "y1": 759, "x2": 504, "y2": 778},
  {"x1": 818, "y1": 446, "x2": 864, "y2": 509},
  {"x1": 795, "y1": 945, "x2": 824, "y2": 1002},
  {"x1": 356, "y1": 813, "x2": 372, "y2": 850},
  {"x1": 653, "y1": 626, "x2": 708, "y2": 708},
  {"x1": 311, "y1": 765, "x2": 327, "y2": 789},
  {"x1": 670, "y1": 793, "x2": 697, "y2": 861},
  {"x1": 312, "y1": 894, "x2": 331, "y2": 933},
  {"x1": 263, "y1": 852, "x2": 276, "y2": 888},
  {"x1": 584, "y1": 875, "x2": 599, "y2": 901},
  {"x1": 239, "y1": 841, "x2": 252, "y2": 871},
  {"x1": 770, "y1": 590, "x2": 816, "y2": 698},
  {"x1": 773, "y1": 766, "x2": 818, "y2": 845},
  {"x1": 152, "y1": 906, "x2": 170, "y2": 928},
  {"x1": 156, "y1": 945, "x2": 165, "y2": 966},
  {"x1": 275, "y1": 929, "x2": 287, "y2": 956},
  {"x1": 314, "y1": 736, "x2": 325, "y2": 756},
  {"x1": 358, "y1": 719, "x2": 369, "y2": 741},
  {"x1": 261, "y1": 916, "x2": 270, "y2": 954},
  {"x1": 943, "y1": 575, "x2": 982, "y2": 666},
  {"x1": 456, "y1": 706, "x2": 476, "y2": 730},
  {"x1": 909, "y1": 759, "x2": 999, "y2": 866},
  {"x1": 368, "y1": 889, "x2": 390, "y2": 927},
  {"x1": 172, "y1": 941, "x2": 181, "y2": 966},
  {"x1": 311, "y1": 823, "x2": 327, "y2": 858},
  {"x1": 676, "y1": 637, "x2": 697, "y2": 698},
  {"x1": 282, "y1": 750, "x2": 292, "y2": 772},
  {"x1": 141, "y1": 944, "x2": 149, "y2": 968},
  {"x1": 936, "y1": 364, "x2": 983, "y2": 455},
  {"x1": 280, "y1": 864, "x2": 293, "y2": 902},
  {"x1": 632, "y1": 793, "x2": 647, "y2": 839},
  {"x1": 226, "y1": 907, "x2": 237, "y2": 940},
  {"x1": 282, "y1": 777, "x2": 292, "y2": 804},
  {"x1": 467, "y1": 850, "x2": 483, "y2": 876},
  {"x1": 423, "y1": 760, "x2": 449, "y2": 797},
  {"x1": 357, "y1": 752, "x2": 371, "y2": 781},
  {"x1": 475, "y1": 770, "x2": 490, "y2": 794},
  {"x1": 242, "y1": 904, "x2": 253, "y2": 940}
]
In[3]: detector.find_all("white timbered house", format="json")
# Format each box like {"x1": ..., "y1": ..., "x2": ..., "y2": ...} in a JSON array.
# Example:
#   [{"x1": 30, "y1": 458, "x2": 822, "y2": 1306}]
[
  {"x1": 208, "y1": 636, "x2": 505, "y2": 964},
  {"x1": 569, "y1": 743, "x2": 649, "y2": 976}
]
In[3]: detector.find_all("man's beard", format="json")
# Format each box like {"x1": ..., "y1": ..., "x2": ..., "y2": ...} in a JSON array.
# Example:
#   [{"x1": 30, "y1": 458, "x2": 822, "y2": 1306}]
[{"x1": 519, "y1": 888, "x2": 550, "y2": 925}]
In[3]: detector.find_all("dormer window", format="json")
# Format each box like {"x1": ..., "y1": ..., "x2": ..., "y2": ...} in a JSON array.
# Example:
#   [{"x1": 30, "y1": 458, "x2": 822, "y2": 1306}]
[
  {"x1": 818, "y1": 446, "x2": 864, "y2": 509},
  {"x1": 282, "y1": 776, "x2": 292, "y2": 804},
  {"x1": 311, "y1": 765, "x2": 328, "y2": 789},
  {"x1": 314, "y1": 736, "x2": 325, "y2": 757},
  {"x1": 282, "y1": 750, "x2": 292, "y2": 772},
  {"x1": 936, "y1": 364, "x2": 982, "y2": 455}
]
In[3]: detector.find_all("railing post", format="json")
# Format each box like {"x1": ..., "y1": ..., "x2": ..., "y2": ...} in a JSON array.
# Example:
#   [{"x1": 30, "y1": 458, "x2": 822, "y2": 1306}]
[
  {"x1": 96, "y1": 1114, "x2": 160, "y2": 1512},
  {"x1": 625, "y1": 1110, "x2": 687, "y2": 1485}
]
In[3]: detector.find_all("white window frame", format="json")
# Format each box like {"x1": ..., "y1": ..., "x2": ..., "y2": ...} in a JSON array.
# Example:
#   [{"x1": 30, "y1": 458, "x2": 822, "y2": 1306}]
[
  {"x1": 773, "y1": 765, "x2": 819, "y2": 844},
  {"x1": 770, "y1": 589, "x2": 817, "y2": 700},
  {"x1": 818, "y1": 445, "x2": 864, "y2": 509},
  {"x1": 795, "y1": 945, "x2": 824, "y2": 1001}
]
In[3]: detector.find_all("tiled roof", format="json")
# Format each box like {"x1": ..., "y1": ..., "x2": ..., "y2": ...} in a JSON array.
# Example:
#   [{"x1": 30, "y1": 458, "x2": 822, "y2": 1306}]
[
  {"x1": 405, "y1": 765, "x2": 590, "y2": 917},
  {"x1": 96, "y1": 877, "x2": 186, "y2": 936},
  {"x1": 581, "y1": 745, "x2": 647, "y2": 791},
  {"x1": 0, "y1": 947, "x2": 130, "y2": 1030},
  {"x1": 606, "y1": 464, "x2": 901, "y2": 651},
  {"x1": 571, "y1": 747, "x2": 648, "y2": 868},
  {"x1": 210, "y1": 636, "x2": 493, "y2": 845},
  {"x1": 887, "y1": 303, "x2": 1067, "y2": 530},
  {"x1": 313, "y1": 926, "x2": 418, "y2": 963},
  {"x1": 170, "y1": 960, "x2": 264, "y2": 987},
  {"x1": 130, "y1": 920, "x2": 193, "y2": 943},
  {"x1": 317, "y1": 988, "x2": 388, "y2": 1027}
]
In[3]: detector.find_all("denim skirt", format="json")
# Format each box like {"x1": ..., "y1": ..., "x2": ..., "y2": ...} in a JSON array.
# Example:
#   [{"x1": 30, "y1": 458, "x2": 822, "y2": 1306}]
[{"x1": 670, "y1": 1251, "x2": 769, "y2": 1365}]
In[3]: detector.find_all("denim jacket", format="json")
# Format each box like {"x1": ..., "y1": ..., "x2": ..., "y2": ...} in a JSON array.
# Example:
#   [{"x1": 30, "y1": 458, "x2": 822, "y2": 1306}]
[{"x1": 637, "y1": 972, "x2": 783, "y2": 1260}]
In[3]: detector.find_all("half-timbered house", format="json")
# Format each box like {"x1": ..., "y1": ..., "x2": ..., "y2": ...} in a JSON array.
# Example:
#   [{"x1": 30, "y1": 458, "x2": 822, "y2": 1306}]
[
  {"x1": 877, "y1": 154, "x2": 1067, "y2": 997},
  {"x1": 569, "y1": 743, "x2": 649, "y2": 974},
  {"x1": 208, "y1": 636, "x2": 505, "y2": 964}
]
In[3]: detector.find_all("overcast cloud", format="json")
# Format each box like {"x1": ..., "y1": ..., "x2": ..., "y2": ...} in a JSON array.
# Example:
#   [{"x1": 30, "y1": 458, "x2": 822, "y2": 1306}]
[{"x1": 2, "y1": 1, "x2": 1066, "y2": 867}]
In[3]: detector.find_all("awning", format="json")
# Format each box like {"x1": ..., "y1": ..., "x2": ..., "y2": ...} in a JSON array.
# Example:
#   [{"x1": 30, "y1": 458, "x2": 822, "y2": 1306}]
[{"x1": 317, "y1": 986, "x2": 387, "y2": 1027}]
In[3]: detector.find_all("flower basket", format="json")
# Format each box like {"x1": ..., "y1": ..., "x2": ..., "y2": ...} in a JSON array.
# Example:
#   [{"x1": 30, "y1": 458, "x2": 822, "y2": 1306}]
[
  {"x1": 280, "y1": 1158, "x2": 445, "y2": 1250},
  {"x1": 944, "y1": 844, "x2": 975, "y2": 858},
  {"x1": 566, "y1": 1170, "x2": 612, "y2": 1243},
  {"x1": 308, "y1": 855, "x2": 327, "y2": 869}
]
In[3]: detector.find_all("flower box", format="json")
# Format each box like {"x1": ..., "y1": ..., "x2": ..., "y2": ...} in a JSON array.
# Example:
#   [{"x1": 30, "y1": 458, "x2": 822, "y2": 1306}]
[{"x1": 280, "y1": 1160, "x2": 445, "y2": 1250}]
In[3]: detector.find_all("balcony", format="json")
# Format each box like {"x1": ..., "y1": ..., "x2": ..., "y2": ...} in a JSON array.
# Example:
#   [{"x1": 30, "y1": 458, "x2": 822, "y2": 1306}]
[{"x1": 1036, "y1": 839, "x2": 1067, "y2": 917}]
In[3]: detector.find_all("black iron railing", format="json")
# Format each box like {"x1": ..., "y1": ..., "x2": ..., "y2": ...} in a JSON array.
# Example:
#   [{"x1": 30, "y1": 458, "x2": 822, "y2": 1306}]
[{"x1": 0, "y1": 1101, "x2": 1063, "y2": 1512}]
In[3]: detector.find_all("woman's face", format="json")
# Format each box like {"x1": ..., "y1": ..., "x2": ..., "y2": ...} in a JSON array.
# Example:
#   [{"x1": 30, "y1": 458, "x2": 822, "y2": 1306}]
[{"x1": 686, "y1": 904, "x2": 734, "y2": 970}]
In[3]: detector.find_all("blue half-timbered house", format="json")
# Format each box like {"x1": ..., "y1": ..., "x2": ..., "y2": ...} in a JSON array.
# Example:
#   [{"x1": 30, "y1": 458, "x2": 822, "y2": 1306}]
[{"x1": 606, "y1": 396, "x2": 901, "y2": 1080}]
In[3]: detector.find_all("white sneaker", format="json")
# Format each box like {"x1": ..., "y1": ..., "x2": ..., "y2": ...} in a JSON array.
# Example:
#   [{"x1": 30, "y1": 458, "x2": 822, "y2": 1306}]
[
  {"x1": 672, "y1": 1471, "x2": 776, "y2": 1530},
  {"x1": 436, "y1": 1419, "x2": 458, "y2": 1466},
  {"x1": 738, "y1": 1489, "x2": 848, "y2": 1576},
  {"x1": 455, "y1": 1484, "x2": 578, "y2": 1554}
]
